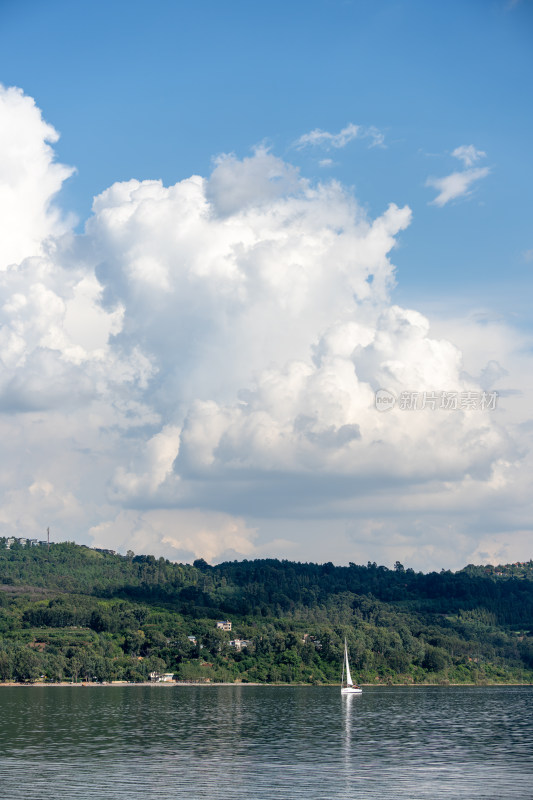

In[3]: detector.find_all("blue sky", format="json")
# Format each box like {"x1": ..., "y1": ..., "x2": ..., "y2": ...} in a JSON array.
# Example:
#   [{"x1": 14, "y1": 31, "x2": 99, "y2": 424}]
[
  {"x1": 1, "y1": 0, "x2": 531, "y2": 305},
  {"x1": 0, "y1": 0, "x2": 532, "y2": 569}
]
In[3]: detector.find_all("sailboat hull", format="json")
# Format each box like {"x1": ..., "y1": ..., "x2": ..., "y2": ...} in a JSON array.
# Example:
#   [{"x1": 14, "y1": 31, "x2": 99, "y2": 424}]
[{"x1": 341, "y1": 686, "x2": 362, "y2": 694}]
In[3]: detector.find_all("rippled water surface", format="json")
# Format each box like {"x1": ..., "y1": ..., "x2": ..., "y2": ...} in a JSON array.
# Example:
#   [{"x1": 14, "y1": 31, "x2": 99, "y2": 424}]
[{"x1": 0, "y1": 685, "x2": 532, "y2": 799}]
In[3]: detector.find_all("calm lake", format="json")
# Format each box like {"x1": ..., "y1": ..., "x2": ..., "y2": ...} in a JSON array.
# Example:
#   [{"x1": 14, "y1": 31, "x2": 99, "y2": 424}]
[{"x1": 0, "y1": 685, "x2": 531, "y2": 799}]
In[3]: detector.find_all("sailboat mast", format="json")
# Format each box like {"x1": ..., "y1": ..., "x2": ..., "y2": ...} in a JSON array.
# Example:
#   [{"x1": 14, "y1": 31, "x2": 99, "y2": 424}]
[
  {"x1": 341, "y1": 637, "x2": 362, "y2": 694},
  {"x1": 344, "y1": 639, "x2": 353, "y2": 687}
]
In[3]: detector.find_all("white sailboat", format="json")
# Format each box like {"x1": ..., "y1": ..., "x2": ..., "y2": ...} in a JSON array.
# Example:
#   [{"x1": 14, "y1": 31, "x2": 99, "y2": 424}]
[{"x1": 341, "y1": 638, "x2": 362, "y2": 694}]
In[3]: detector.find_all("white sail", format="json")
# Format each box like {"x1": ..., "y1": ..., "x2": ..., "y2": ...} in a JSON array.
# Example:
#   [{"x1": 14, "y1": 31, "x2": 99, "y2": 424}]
[
  {"x1": 341, "y1": 638, "x2": 362, "y2": 694},
  {"x1": 344, "y1": 640, "x2": 353, "y2": 686}
]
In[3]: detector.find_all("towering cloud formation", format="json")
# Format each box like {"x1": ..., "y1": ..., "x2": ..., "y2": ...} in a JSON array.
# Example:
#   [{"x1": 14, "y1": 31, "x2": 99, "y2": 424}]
[
  {"x1": 0, "y1": 86, "x2": 74, "y2": 271},
  {"x1": 0, "y1": 87, "x2": 527, "y2": 568}
]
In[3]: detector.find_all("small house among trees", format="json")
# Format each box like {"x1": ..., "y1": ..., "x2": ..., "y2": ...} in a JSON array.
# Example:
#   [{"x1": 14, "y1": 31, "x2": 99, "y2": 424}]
[{"x1": 149, "y1": 672, "x2": 175, "y2": 682}]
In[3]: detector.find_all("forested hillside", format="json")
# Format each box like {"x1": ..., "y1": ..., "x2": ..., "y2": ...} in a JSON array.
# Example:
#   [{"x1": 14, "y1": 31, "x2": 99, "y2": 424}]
[{"x1": 1, "y1": 539, "x2": 532, "y2": 685}]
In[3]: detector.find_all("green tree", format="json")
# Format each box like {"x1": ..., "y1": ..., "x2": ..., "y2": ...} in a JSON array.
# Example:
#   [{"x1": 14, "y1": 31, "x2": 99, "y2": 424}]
[
  {"x1": 13, "y1": 648, "x2": 40, "y2": 683},
  {"x1": 0, "y1": 650, "x2": 13, "y2": 681}
]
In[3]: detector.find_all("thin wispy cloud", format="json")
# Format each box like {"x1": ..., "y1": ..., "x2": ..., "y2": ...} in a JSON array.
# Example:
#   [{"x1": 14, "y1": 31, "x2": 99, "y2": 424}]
[
  {"x1": 426, "y1": 144, "x2": 490, "y2": 206},
  {"x1": 294, "y1": 123, "x2": 384, "y2": 151},
  {"x1": 452, "y1": 144, "x2": 486, "y2": 168},
  {"x1": 427, "y1": 167, "x2": 490, "y2": 207},
  {"x1": 365, "y1": 126, "x2": 385, "y2": 148}
]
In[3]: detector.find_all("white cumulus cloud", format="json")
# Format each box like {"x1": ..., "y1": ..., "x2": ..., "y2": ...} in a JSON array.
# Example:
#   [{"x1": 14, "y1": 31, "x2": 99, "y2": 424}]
[
  {"x1": 0, "y1": 87, "x2": 530, "y2": 569},
  {"x1": 0, "y1": 85, "x2": 75, "y2": 270},
  {"x1": 90, "y1": 509, "x2": 258, "y2": 564}
]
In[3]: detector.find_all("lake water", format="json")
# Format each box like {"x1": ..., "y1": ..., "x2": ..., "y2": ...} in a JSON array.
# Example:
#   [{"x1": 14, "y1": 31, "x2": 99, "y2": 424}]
[{"x1": 0, "y1": 685, "x2": 531, "y2": 799}]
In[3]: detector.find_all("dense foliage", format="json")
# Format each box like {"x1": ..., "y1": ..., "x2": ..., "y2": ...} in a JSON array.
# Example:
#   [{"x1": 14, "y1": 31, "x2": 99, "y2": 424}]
[{"x1": 1, "y1": 539, "x2": 532, "y2": 685}]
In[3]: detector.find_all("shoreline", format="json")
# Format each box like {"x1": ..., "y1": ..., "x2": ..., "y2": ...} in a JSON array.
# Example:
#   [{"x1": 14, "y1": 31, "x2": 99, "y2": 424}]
[{"x1": 1, "y1": 680, "x2": 531, "y2": 688}]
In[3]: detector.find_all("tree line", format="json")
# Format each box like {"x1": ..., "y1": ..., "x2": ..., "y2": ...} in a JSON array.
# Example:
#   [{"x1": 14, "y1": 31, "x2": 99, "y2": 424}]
[{"x1": 0, "y1": 540, "x2": 532, "y2": 684}]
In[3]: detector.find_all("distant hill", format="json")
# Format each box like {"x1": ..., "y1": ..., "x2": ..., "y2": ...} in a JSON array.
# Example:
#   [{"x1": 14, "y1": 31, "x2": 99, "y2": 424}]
[{"x1": 1, "y1": 539, "x2": 532, "y2": 685}]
